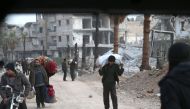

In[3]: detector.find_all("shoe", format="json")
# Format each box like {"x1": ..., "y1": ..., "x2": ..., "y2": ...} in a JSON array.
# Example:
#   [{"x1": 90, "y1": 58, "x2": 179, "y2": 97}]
[
  {"x1": 37, "y1": 104, "x2": 40, "y2": 109},
  {"x1": 42, "y1": 103, "x2": 45, "y2": 108}
]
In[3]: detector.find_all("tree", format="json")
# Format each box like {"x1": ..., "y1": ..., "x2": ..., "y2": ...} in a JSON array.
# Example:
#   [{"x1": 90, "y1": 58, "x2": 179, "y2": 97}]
[
  {"x1": 0, "y1": 32, "x2": 9, "y2": 61},
  {"x1": 111, "y1": 15, "x2": 126, "y2": 53},
  {"x1": 93, "y1": 13, "x2": 99, "y2": 70},
  {"x1": 8, "y1": 31, "x2": 19, "y2": 61},
  {"x1": 140, "y1": 14, "x2": 151, "y2": 71},
  {"x1": 21, "y1": 32, "x2": 27, "y2": 59}
]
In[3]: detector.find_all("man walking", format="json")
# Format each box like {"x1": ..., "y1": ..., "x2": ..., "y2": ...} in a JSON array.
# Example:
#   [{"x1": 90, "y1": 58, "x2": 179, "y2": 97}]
[
  {"x1": 99, "y1": 55, "x2": 124, "y2": 109},
  {"x1": 62, "y1": 58, "x2": 67, "y2": 81},
  {"x1": 29, "y1": 58, "x2": 49, "y2": 109},
  {"x1": 69, "y1": 58, "x2": 77, "y2": 81}
]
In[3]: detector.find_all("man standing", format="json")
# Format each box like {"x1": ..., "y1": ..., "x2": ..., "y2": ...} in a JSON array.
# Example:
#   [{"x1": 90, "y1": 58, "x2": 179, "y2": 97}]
[
  {"x1": 29, "y1": 58, "x2": 49, "y2": 109},
  {"x1": 21, "y1": 59, "x2": 27, "y2": 75},
  {"x1": 62, "y1": 58, "x2": 67, "y2": 81},
  {"x1": 69, "y1": 59, "x2": 77, "y2": 81},
  {"x1": 99, "y1": 55, "x2": 124, "y2": 109},
  {"x1": 0, "y1": 62, "x2": 31, "y2": 109}
]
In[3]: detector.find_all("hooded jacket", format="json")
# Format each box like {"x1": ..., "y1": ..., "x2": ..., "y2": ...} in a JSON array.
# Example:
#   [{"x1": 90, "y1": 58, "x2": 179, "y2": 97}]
[
  {"x1": 159, "y1": 61, "x2": 190, "y2": 109},
  {"x1": 29, "y1": 65, "x2": 49, "y2": 87},
  {"x1": 0, "y1": 71, "x2": 31, "y2": 98}
]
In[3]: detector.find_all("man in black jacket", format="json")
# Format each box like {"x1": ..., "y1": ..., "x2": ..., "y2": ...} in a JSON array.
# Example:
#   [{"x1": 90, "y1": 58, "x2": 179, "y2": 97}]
[
  {"x1": 159, "y1": 42, "x2": 190, "y2": 109},
  {"x1": 69, "y1": 59, "x2": 77, "y2": 81},
  {"x1": 99, "y1": 55, "x2": 124, "y2": 109},
  {"x1": 0, "y1": 62, "x2": 31, "y2": 109},
  {"x1": 62, "y1": 58, "x2": 67, "y2": 81},
  {"x1": 29, "y1": 58, "x2": 49, "y2": 109}
]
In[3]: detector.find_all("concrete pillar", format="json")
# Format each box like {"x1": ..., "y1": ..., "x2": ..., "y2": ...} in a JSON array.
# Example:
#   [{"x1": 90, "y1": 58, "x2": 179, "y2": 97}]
[{"x1": 108, "y1": 32, "x2": 111, "y2": 44}]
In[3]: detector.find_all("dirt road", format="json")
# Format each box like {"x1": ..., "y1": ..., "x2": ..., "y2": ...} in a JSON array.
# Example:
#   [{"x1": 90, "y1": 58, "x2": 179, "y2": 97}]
[{"x1": 26, "y1": 73, "x2": 135, "y2": 109}]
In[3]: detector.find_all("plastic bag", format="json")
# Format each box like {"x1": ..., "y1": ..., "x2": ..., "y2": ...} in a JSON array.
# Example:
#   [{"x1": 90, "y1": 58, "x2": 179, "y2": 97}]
[
  {"x1": 44, "y1": 85, "x2": 57, "y2": 103},
  {"x1": 27, "y1": 88, "x2": 35, "y2": 99}
]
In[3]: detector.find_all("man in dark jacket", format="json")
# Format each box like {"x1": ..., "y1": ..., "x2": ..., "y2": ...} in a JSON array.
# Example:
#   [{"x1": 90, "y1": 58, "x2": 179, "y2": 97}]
[
  {"x1": 69, "y1": 59, "x2": 77, "y2": 81},
  {"x1": 21, "y1": 59, "x2": 28, "y2": 75},
  {"x1": 29, "y1": 58, "x2": 49, "y2": 109},
  {"x1": 0, "y1": 62, "x2": 31, "y2": 109},
  {"x1": 62, "y1": 58, "x2": 67, "y2": 81},
  {"x1": 159, "y1": 42, "x2": 190, "y2": 109},
  {"x1": 99, "y1": 55, "x2": 124, "y2": 109}
]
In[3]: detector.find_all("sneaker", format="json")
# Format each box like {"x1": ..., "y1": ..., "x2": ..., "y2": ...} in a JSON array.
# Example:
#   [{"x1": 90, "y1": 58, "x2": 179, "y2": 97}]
[{"x1": 42, "y1": 103, "x2": 45, "y2": 108}]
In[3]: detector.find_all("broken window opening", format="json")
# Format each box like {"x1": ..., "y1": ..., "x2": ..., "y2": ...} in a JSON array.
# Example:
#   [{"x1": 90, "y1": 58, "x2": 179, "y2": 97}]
[
  {"x1": 181, "y1": 21, "x2": 185, "y2": 31},
  {"x1": 40, "y1": 40, "x2": 43, "y2": 45},
  {"x1": 54, "y1": 26, "x2": 56, "y2": 32},
  {"x1": 83, "y1": 35, "x2": 90, "y2": 44},
  {"x1": 67, "y1": 35, "x2": 69, "y2": 42},
  {"x1": 59, "y1": 36, "x2": 62, "y2": 42},
  {"x1": 58, "y1": 20, "x2": 61, "y2": 26},
  {"x1": 66, "y1": 19, "x2": 70, "y2": 25},
  {"x1": 82, "y1": 19, "x2": 91, "y2": 29},
  {"x1": 39, "y1": 27, "x2": 43, "y2": 33}
]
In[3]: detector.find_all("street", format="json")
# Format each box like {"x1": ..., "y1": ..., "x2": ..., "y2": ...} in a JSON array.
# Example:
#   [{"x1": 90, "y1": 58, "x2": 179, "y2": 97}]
[{"x1": 26, "y1": 72, "x2": 135, "y2": 109}]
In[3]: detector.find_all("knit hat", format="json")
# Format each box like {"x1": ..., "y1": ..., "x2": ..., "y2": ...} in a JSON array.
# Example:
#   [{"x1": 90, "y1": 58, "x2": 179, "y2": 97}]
[
  {"x1": 5, "y1": 63, "x2": 16, "y2": 71},
  {"x1": 108, "y1": 55, "x2": 116, "y2": 62}
]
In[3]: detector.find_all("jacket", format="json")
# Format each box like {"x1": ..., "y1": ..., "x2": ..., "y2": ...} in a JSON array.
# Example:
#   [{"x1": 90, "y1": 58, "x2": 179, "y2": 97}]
[
  {"x1": 62, "y1": 61, "x2": 67, "y2": 71},
  {"x1": 29, "y1": 65, "x2": 49, "y2": 87},
  {"x1": 159, "y1": 61, "x2": 190, "y2": 109},
  {"x1": 0, "y1": 72, "x2": 31, "y2": 98},
  {"x1": 99, "y1": 63, "x2": 124, "y2": 85}
]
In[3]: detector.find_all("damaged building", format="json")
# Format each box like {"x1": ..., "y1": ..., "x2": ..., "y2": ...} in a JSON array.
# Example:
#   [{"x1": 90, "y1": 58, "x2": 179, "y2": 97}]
[{"x1": 9, "y1": 14, "x2": 114, "y2": 63}]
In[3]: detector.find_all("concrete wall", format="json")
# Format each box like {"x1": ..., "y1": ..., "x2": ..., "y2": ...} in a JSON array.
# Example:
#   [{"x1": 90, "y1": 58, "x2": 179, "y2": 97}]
[{"x1": 175, "y1": 17, "x2": 190, "y2": 39}]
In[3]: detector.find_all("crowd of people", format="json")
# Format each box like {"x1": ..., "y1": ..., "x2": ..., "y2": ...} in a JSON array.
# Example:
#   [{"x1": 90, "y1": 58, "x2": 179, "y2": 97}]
[{"x1": 0, "y1": 42, "x2": 190, "y2": 109}]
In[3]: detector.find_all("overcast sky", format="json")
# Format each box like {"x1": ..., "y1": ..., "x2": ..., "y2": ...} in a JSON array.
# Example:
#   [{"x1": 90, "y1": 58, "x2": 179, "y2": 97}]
[
  {"x1": 4, "y1": 14, "x2": 140, "y2": 27},
  {"x1": 5, "y1": 14, "x2": 36, "y2": 27}
]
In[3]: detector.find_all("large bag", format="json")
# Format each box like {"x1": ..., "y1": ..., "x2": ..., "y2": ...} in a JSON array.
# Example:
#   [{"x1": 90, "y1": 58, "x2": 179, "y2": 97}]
[{"x1": 44, "y1": 85, "x2": 57, "y2": 103}]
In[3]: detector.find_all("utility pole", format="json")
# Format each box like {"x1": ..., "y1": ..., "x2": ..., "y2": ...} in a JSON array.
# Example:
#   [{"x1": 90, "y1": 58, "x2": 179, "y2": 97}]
[
  {"x1": 74, "y1": 43, "x2": 78, "y2": 70},
  {"x1": 82, "y1": 36, "x2": 86, "y2": 69},
  {"x1": 113, "y1": 16, "x2": 119, "y2": 53},
  {"x1": 21, "y1": 32, "x2": 27, "y2": 59},
  {"x1": 23, "y1": 35, "x2": 26, "y2": 59},
  {"x1": 44, "y1": 14, "x2": 48, "y2": 56},
  {"x1": 93, "y1": 13, "x2": 99, "y2": 71}
]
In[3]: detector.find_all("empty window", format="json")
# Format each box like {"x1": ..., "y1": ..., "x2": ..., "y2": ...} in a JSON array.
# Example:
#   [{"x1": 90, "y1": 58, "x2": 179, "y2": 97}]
[
  {"x1": 92, "y1": 19, "x2": 102, "y2": 28},
  {"x1": 58, "y1": 20, "x2": 61, "y2": 26},
  {"x1": 181, "y1": 21, "x2": 185, "y2": 31},
  {"x1": 83, "y1": 35, "x2": 90, "y2": 44},
  {"x1": 39, "y1": 27, "x2": 43, "y2": 33},
  {"x1": 82, "y1": 19, "x2": 91, "y2": 29},
  {"x1": 67, "y1": 35, "x2": 69, "y2": 42},
  {"x1": 66, "y1": 19, "x2": 70, "y2": 25},
  {"x1": 54, "y1": 26, "x2": 56, "y2": 32},
  {"x1": 41, "y1": 40, "x2": 43, "y2": 45},
  {"x1": 59, "y1": 36, "x2": 62, "y2": 42}
]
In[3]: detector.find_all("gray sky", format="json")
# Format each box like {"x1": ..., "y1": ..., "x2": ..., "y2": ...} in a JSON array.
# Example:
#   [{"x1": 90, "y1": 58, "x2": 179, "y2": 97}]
[
  {"x1": 5, "y1": 14, "x2": 36, "y2": 27},
  {"x1": 4, "y1": 14, "x2": 140, "y2": 27}
]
